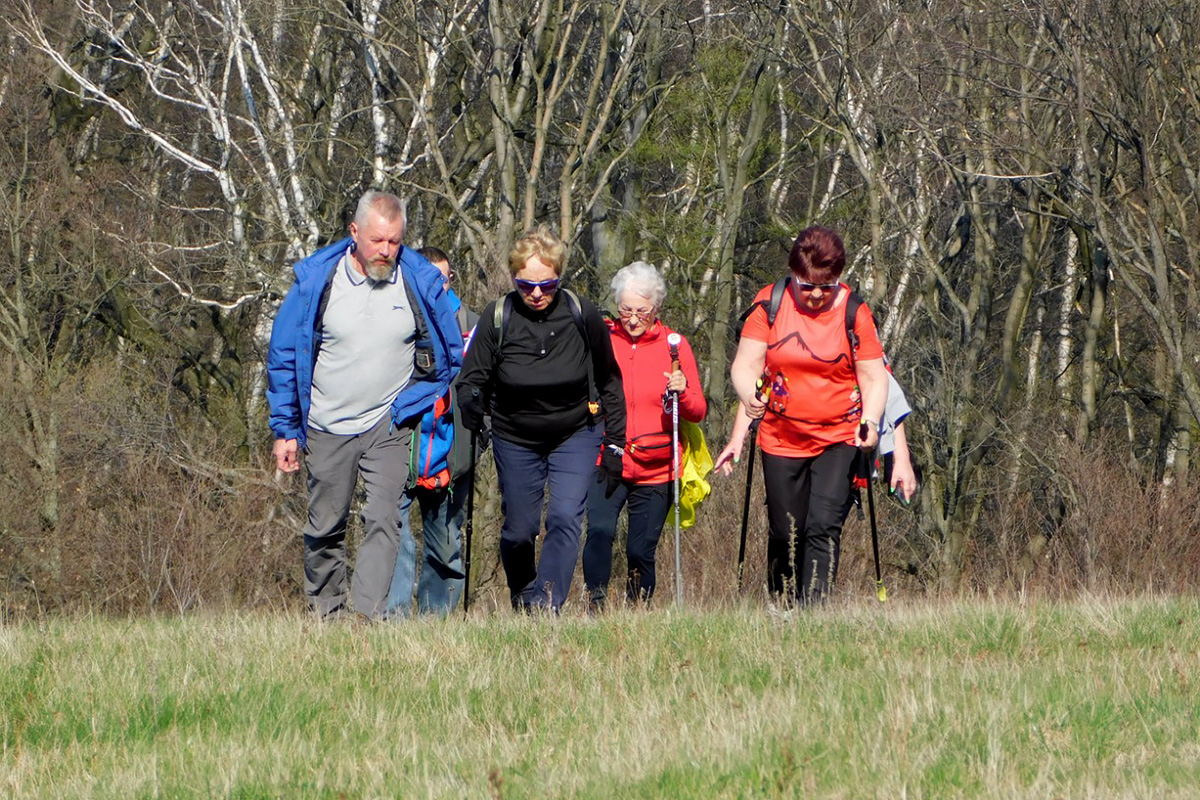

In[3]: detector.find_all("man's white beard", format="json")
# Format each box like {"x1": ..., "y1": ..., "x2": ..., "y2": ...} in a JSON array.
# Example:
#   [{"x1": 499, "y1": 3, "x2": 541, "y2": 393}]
[{"x1": 365, "y1": 259, "x2": 395, "y2": 282}]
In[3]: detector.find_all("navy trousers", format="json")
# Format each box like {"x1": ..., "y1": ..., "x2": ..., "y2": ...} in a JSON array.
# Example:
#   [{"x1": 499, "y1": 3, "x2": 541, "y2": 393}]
[{"x1": 492, "y1": 424, "x2": 603, "y2": 611}]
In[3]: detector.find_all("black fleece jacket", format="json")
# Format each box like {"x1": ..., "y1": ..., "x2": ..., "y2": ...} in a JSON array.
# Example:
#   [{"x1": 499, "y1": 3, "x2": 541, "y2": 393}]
[{"x1": 457, "y1": 289, "x2": 625, "y2": 451}]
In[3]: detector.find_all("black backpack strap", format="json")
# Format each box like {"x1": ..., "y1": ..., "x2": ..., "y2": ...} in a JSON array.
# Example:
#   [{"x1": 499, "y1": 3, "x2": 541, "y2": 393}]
[
  {"x1": 736, "y1": 301, "x2": 766, "y2": 337},
  {"x1": 766, "y1": 277, "x2": 789, "y2": 327},
  {"x1": 563, "y1": 289, "x2": 600, "y2": 417},
  {"x1": 404, "y1": 276, "x2": 436, "y2": 380},
  {"x1": 736, "y1": 277, "x2": 790, "y2": 338},
  {"x1": 843, "y1": 289, "x2": 864, "y2": 367}
]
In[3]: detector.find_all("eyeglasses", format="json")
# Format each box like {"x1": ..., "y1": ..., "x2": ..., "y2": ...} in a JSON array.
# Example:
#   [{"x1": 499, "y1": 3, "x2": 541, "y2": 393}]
[
  {"x1": 514, "y1": 277, "x2": 560, "y2": 294},
  {"x1": 617, "y1": 305, "x2": 656, "y2": 320},
  {"x1": 792, "y1": 278, "x2": 840, "y2": 294}
]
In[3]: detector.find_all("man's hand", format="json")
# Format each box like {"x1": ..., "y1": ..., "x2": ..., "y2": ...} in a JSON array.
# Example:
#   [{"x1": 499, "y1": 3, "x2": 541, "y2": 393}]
[{"x1": 274, "y1": 438, "x2": 300, "y2": 473}]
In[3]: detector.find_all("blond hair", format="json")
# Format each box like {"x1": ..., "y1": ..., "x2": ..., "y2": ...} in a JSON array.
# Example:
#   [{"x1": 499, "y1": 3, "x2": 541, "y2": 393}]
[{"x1": 509, "y1": 226, "x2": 566, "y2": 276}]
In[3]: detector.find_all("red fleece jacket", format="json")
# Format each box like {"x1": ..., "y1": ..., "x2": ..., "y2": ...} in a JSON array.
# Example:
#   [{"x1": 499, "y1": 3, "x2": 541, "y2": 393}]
[{"x1": 608, "y1": 319, "x2": 707, "y2": 484}]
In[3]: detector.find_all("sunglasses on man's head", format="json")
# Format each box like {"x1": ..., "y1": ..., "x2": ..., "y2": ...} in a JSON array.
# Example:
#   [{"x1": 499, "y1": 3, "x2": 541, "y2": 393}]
[{"x1": 514, "y1": 277, "x2": 560, "y2": 294}]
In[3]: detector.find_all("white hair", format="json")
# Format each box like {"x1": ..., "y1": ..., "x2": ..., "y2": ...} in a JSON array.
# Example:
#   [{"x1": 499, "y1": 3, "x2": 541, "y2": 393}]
[
  {"x1": 611, "y1": 261, "x2": 666, "y2": 308},
  {"x1": 354, "y1": 190, "x2": 407, "y2": 229}
]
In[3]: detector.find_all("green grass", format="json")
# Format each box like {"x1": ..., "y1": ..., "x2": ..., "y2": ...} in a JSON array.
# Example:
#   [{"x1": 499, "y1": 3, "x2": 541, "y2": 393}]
[{"x1": 2, "y1": 596, "x2": 1199, "y2": 798}]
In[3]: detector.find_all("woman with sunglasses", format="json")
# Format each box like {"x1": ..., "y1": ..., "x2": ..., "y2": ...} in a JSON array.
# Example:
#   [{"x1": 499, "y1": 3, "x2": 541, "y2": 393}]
[
  {"x1": 456, "y1": 227, "x2": 625, "y2": 613},
  {"x1": 714, "y1": 225, "x2": 888, "y2": 606},
  {"x1": 581, "y1": 262, "x2": 706, "y2": 611}
]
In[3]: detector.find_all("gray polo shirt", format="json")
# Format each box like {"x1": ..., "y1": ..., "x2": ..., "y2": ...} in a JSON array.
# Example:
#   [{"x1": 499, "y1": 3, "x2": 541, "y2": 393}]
[{"x1": 308, "y1": 250, "x2": 416, "y2": 435}]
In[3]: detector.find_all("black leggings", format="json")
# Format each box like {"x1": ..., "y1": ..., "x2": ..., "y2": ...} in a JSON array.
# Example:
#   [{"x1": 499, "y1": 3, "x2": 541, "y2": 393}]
[
  {"x1": 582, "y1": 476, "x2": 673, "y2": 603},
  {"x1": 760, "y1": 444, "x2": 859, "y2": 604}
]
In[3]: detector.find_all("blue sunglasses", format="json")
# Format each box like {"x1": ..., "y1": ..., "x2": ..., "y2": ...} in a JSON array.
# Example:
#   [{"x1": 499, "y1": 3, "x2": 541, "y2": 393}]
[
  {"x1": 792, "y1": 278, "x2": 839, "y2": 294},
  {"x1": 514, "y1": 277, "x2": 561, "y2": 294}
]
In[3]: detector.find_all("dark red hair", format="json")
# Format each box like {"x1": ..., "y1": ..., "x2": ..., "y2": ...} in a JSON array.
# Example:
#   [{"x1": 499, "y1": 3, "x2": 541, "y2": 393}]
[{"x1": 788, "y1": 226, "x2": 846, "y2": 283}]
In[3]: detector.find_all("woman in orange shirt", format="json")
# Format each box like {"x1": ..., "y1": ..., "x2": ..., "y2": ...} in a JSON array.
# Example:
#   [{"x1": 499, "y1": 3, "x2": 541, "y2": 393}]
[{"x1": 715, "y1": 226, "x2": 888, "y2": 605}]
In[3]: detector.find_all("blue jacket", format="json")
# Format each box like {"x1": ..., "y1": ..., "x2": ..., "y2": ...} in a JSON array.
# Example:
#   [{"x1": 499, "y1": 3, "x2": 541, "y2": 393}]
[
  {"x1": 266, "y1": 238, "x2": 464, "y2": 447},
  {"x1": 412, "y1": 293, "x2": 480, "y2": 490}
]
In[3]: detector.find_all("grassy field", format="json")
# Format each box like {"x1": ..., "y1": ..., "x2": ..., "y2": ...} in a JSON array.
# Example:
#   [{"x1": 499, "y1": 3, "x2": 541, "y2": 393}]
[{"x1": 2, "y1": 595, "x2": 1198, "y2": 799}]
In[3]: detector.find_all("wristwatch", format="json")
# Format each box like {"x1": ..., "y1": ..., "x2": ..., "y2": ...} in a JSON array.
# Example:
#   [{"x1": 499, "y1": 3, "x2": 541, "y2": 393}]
[{"x1": 861, "y1": 418, "x2": 879, "y2": 430}]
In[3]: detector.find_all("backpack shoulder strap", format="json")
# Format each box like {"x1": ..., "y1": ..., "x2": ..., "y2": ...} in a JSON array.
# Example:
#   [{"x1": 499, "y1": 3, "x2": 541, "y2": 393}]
[
  {"x1": 843, "y1": 288, "x2": 864, "y2": 366},
  {"x1": 563, "y1": 289, "x2": 600, "y2": 417},
  {"x1": 736, "y1": 277, "x2": 790, "y2": 339},
  {"x1": 766, "y1": 277, "x2": 789, "y2": 327},
  {"x1": 493, "y1": 293, "x2": 514, "y2": 349},
  {"x1": 563, "y1": 288, "x2": 587, "y2": 341}
]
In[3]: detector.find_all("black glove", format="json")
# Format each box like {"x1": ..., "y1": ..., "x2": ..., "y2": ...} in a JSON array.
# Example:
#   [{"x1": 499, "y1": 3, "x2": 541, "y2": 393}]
[
  {"x1": 458, "y1": 386, "x2": 486, "y2": 433},
  {"x1": 598, "y1": 442, "x2": 624, "y2": 498}
]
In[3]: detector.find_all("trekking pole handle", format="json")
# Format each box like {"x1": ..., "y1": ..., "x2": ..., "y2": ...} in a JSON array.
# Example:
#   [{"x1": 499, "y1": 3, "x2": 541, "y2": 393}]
[
  {"x1": 667, "y1": 333, "x2": 681, "y2": 385},
  {"x1": 748, "y1": 374, "x2": 770, "y2": 431}
]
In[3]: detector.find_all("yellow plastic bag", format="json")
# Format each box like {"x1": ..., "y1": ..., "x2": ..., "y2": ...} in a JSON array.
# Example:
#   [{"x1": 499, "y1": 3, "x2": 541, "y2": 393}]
[{"x1": 678, "y1": 419, "x2": 713, "y2": 529}]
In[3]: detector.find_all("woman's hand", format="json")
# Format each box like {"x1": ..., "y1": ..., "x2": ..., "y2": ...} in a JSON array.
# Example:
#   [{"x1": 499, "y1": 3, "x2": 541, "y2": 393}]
[
  {"x1": 889, "y1": 422, "x2": 917, "y2": 503},
  {"x1": 745, "y1": 393, "x2": 767, "y2": 420},
  {"x1": 854, "y1": 420, "x2": 880, "y2": 450},
  {"x1": 663, "y1": 369, "x2": 687, "y2": 394},
  {"x1": 890, "y1": 457, "x2": 917, "y2": 503},
  {"x1": 714, "y1": 436, "x2": 745, "y2": 477}
]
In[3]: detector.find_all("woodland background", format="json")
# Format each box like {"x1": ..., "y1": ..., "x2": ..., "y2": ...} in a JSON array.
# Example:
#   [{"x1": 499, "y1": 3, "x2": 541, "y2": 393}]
[{"x1": 2, "y1": 0, "x2": 1198, "y2": 615}]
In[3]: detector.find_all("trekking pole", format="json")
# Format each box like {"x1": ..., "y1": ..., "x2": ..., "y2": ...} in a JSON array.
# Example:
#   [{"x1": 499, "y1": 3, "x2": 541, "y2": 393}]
[
  {"x1": 736, "y1": 377, "x2": 769, "y2": 591},
  {"x1": 462, "y1": 431, "x2": 478, "y2": 615},
  {"x1": 736, "y1": 421, "x2": 757, "y2": 591},
  {"x1": 667, "y1": 333, "x2": 684, "y2": 608},
  {"x1": 859, "y1": 423, "x2": 887, "y2": 603}
]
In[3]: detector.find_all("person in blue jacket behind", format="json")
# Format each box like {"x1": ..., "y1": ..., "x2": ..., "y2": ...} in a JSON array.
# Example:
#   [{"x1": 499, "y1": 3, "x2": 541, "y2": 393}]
[
  {"x1": 386, "y1": 247, "x2": 480, "y2": 617},
  {"x1": 267, "y1": 191, "x2": 463, "y2": 621}
]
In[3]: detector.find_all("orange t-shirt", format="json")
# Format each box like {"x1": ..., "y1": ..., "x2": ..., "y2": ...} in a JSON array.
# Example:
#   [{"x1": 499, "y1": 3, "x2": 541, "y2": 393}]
[{"x1": 741, "y1": 283, "x2": 883, "y2": 457}]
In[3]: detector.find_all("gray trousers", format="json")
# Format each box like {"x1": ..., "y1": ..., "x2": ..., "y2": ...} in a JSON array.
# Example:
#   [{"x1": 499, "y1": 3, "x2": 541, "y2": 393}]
[{"x1": 303, "y1": 414, "x2": 413, "y2": 619}]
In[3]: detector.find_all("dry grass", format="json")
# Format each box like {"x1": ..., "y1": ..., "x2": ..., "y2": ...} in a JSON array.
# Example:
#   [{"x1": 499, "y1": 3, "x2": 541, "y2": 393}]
[{"x1": 2, "y1": 373, "x2": 1198, "y2": 619}]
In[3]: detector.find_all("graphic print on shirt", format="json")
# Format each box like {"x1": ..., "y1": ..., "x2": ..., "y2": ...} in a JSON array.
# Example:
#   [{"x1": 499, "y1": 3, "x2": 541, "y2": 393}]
[
  {"x1": 768, "y1": 372, "x2": 789, "y2": 415},
  {"x1": 764, "y1": 330, "x2": 861, "y2": 427}
]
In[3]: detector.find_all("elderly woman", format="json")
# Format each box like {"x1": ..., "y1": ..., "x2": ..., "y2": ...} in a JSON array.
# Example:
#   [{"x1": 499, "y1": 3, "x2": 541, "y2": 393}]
[
  {"x1": 715, "y1": 225, "x2": 887, "y2": 606},
  {"x1": 457, "y1": 227, "x2": 625, "y2": 613},
  {"x1": 581, "y1": 262, "x2": 706, "y2": 609}
]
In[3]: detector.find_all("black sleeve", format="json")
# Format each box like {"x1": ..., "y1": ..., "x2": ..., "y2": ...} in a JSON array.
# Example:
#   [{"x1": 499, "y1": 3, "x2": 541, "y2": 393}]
[
  {"x1": 582, "y1": 298, "x2": 625, "y2": 447},
  {"x1": 456, "y1": 298, "x2": 499, "y2": 403}
]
